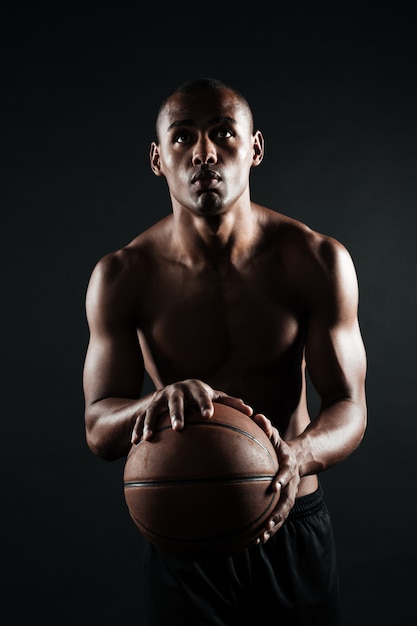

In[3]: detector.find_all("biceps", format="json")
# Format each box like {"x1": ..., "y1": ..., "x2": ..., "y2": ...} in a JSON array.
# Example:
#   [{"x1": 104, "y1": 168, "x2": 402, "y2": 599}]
[
  {"x1": 305, "y1": 321, "x2": 367, "y2": 404},
  {"x1": 83, "y1": 328, "x2": 144, "y2": 405}
]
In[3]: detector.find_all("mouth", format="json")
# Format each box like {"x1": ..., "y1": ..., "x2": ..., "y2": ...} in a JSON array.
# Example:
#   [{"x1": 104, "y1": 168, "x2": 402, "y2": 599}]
[{"x1": 191, "y1": 169, "x2": 221, "y2": 192}]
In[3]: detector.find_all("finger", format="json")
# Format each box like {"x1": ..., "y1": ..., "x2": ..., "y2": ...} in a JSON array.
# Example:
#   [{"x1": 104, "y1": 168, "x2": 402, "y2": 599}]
[
  {"x1": 142, "y1": 399, "x2": 165, "y2": 440},
  {"x1": 195, "y1": 393, "x2": 215, "y2": 419},
  {"x1": 252, "y1": 413, "x2": 283, "y2": 447},
  {"x1": 252, "y1": 412, "x2": 270, "y2": 430},
  {"x1": 212, "y1": 393, "x2": 254, "y2": 417},
  {"x1": 142, "y1": 412, "x2": 155, "y2": 440},
  {"x1": 258, "y1": 489, "x2": 297, "y2": 544},
  {"x1": 168, "y1": 394, "x2": 185, "y2": 431},
  {"x1": 131, "y1": 415, "x2": 143, "y2": 444},
  {"x1": 177, "y1": 379, "x2": 214, "y2": 418}
]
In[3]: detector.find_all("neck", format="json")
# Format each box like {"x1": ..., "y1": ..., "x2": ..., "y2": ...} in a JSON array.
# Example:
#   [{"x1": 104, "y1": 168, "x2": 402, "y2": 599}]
[{"x1": 172, "y1": 203, "x2": 259, "y2": 267}]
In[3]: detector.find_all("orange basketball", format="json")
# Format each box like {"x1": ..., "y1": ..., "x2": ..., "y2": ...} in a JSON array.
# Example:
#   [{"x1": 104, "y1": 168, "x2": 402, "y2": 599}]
[{"x1": 123, "y1": 402, "x2": 279, "y2": 560}]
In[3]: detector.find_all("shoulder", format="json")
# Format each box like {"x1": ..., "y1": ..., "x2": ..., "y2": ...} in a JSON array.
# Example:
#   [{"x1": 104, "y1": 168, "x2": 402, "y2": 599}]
[
  {"x1": 258, "y1": 205, "x2": 355, "y2": 276},
  {"x1": 86, "y1": 217, "x2": 172, "y2": 313},
  {"x1": 283, "y1": 219, "x2": 359, "y2": 318},
  {"x1": 257, "y1": 205, "x2": 359, "y2": 311},
  {"x1": 87, "y1": 247, "x2": 141, "y2": 305},
  {"x1": 88, "y1": 217, "x2": 172, "y2": 290}
]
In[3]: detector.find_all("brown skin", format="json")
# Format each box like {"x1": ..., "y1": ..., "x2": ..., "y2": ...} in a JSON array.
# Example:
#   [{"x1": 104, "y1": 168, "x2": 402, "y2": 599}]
[{"x1": 83, "y1": 85, "x2": 367, "y2": 544}]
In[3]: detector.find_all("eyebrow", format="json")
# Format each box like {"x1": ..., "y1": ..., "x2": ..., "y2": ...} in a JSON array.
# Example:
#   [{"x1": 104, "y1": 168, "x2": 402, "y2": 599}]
[{"x1": 167, "y1": 116, "x2": 237, "y2": 132}]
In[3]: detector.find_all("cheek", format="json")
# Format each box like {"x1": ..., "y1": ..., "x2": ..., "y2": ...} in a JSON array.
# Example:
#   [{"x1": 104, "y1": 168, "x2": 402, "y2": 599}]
[
  {"x1": 233, "y1": 143, "x2": 255, "y2": 167},
  {"x1": 229, "y1": 148, "x2": 253, "y2": 180},
  {"x1": 162, "y1": 161, "x2": 189, "y2": 195},
  {"x1": 161, "y1": 150, "x2": 190, "y2": 180},
  {"x1": 159, "y1": 154, "x2": 175, "y2": 175},
  {"x1": 158, "y1": 144, "x2": 183, "y2": 174}
]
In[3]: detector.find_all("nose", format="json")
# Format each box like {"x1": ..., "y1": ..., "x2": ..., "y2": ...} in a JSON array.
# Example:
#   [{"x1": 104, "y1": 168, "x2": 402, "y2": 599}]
[{"x1": 192, "y1": 135, "x2": 217, "y2": 166}]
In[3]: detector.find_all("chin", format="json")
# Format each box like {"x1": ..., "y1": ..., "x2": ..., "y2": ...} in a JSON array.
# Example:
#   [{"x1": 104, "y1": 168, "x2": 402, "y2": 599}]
[{"x1": 195, "y1": 192, "x2": 223, "y2": 215}]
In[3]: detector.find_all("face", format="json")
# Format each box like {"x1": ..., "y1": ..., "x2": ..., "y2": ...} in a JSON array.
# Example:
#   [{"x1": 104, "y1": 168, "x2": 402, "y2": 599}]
[{"x1": 150, "y1": 88, "x2": 264, "y2": 217}]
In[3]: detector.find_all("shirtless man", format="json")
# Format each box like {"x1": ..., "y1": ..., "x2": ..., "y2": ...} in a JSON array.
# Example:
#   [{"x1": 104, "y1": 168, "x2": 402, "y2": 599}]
[{"x1": 83, "y1": 78, "x2": 367, "y2": 625}]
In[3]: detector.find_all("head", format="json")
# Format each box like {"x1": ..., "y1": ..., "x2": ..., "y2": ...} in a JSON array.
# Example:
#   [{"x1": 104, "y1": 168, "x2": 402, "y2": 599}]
[
  {"x1": 154, "y1": 78, "x2": 256, "y2": 142},
  {"x1": 150, "y1": 77, "x2": 264, "y2": 218}
]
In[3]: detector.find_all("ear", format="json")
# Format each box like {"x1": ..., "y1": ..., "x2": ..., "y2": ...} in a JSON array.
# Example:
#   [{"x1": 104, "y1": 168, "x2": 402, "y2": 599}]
[
  {"x1": 150, "y1": 142, "x2": 164, "y2": 177},
  {"x1": 252, "y1": 130, "x2": 264, "y2": 167}
]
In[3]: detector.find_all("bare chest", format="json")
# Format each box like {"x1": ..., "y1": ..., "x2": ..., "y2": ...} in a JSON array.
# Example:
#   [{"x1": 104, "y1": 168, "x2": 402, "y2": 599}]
[{"x1": 137, "y1": 263, "x2": 305, "y2": 387}]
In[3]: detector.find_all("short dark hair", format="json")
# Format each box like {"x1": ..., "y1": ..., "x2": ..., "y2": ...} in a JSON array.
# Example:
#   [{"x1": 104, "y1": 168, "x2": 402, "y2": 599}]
[{"x1": 155, "y1": 77, "x2": 255, "y2": 140}]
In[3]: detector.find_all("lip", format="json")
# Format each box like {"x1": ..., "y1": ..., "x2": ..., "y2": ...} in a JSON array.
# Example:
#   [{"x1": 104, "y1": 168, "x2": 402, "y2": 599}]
[
  {"x1": 191, "y1": 169, "x2": 221, "y2": 184},
  {"x1": 191, "y1": 169, "x2": 221, "y2": 192}
]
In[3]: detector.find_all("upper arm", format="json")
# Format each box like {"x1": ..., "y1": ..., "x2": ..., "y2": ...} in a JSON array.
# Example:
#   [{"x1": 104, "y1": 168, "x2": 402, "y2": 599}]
[
  {"x1": 83, "y1": 253, "x2": 145, "y2": 408},
  {"x1": 303, "y1": 237, "x2": 367, "y2": 409}
]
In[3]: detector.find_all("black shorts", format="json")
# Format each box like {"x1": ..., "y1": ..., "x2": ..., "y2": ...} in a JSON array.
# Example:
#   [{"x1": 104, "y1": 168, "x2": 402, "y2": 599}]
[{"x1": 143, "y1": 484, "x2": 341, "y2": 625}]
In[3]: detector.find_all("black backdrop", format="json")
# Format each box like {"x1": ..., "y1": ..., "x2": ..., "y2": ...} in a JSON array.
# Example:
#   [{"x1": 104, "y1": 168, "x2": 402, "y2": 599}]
[{"x1": 3, "y1": 5, "x2": 416, "y2": 625}]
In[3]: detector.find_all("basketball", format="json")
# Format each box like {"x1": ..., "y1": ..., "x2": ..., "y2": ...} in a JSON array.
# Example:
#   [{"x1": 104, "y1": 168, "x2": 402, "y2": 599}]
[{"x1": 123, "y1": 402, "x2": 280, "y2": 560}]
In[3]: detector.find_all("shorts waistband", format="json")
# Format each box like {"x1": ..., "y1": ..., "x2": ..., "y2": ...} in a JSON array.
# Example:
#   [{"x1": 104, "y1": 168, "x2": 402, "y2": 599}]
[{"x1": 287, "y1": 484, "x2": 325, "y2": 521}]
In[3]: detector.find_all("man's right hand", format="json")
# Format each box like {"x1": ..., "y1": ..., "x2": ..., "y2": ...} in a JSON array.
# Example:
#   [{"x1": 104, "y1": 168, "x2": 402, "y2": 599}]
[{"x1": 131, "y1": 379, "x2": 253, "y2": 444}]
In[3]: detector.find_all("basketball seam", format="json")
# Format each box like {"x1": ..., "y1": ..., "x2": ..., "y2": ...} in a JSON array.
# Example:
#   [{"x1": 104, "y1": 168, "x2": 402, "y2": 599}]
[
  {"x1": 125, "y1": 475, "x2": 275, "y2": 488},
  {"x1": 136, "y1": 420, "x2": 277, "y2": 467}
]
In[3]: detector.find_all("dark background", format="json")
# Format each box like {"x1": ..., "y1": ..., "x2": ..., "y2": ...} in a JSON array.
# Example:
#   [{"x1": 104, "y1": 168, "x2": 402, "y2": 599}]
[{"x1": 2, "y1": 4, "x2": 416, "y2": 625}]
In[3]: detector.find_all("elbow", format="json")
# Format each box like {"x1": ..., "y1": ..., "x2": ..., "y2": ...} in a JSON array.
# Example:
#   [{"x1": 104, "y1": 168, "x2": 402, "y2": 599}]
[
  {"x1": 351, "y1": 398, "x2": 367, "y2": 451},
  {"x1": 359, "y1": 402, "x2": 368, "y2": 443},
  {"x1": 85, "y1": 420, "x2": 122, "y2": 462},
  {"x1": 86, "y1": 431, "x2": 112, "y2": 462}
]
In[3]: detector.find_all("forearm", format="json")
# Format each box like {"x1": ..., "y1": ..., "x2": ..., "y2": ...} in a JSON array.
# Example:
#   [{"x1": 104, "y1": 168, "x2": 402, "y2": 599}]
[
  {"x1": 85, "y1": 393, "x2": 155, "y2": 461},
  {"x1": 288, "y1": 398, "x2": 367, "y2": 477}
]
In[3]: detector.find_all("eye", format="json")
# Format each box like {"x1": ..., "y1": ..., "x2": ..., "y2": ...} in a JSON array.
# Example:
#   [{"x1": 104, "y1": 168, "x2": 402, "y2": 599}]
[
  {"x1": 215, "y1": 127, "x2": 234, "y2": 139},
  {"x1": 174, "y1": 131, "x2": 191, "y2": 144}
]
